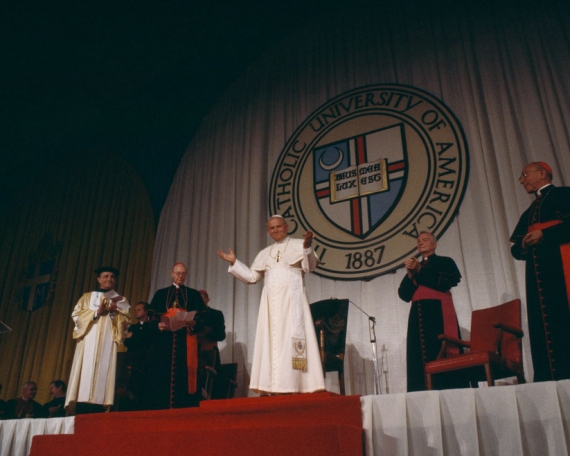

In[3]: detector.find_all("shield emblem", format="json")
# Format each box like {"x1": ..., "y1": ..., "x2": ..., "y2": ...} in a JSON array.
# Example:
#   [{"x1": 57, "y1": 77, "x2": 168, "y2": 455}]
[{"x1": 313, "y1": 124, "x2": 408, "y2": 238}]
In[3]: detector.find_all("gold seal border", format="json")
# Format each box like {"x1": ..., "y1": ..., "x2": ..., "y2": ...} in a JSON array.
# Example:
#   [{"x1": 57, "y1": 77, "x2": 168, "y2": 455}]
[{"x1": 269, "y1": 84, "x2": 469, "y2": 281}]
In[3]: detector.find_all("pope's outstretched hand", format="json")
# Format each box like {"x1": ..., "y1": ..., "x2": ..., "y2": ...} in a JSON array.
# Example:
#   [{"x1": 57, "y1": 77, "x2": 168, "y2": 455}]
[{"x1": 217, "y1": 248, "x2": 236, "y2": 265}]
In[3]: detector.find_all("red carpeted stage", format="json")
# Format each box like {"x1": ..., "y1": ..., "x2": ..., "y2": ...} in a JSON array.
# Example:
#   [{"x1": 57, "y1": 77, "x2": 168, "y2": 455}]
[
  {"x1": 4, "y1": 381, "x2": 570, "y2": 455},
  {"x1": 28, "y1": 392, "x2": 364, "y2": 456}
]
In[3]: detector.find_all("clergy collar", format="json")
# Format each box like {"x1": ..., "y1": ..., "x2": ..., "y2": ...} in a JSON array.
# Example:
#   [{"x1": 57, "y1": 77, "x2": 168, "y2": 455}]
[
  {"x1": 536, "y1": 183, "x2": 552, "y2": 197},
  {"x1": 274, "y1": 236, "x2": 289, "y2": 245}
]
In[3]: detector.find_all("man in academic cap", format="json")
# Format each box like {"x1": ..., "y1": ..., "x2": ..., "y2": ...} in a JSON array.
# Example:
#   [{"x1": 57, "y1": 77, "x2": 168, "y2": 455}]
[
  {"x1": 511, "y1": 162, "x2": 570, "y2": 381},
  {"x1": 65, "y1": 267, "x2": 130, "y2": 411}
]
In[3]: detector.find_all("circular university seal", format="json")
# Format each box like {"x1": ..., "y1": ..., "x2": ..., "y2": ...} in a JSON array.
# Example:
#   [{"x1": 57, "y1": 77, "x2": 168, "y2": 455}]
[{"x1": 269, "y1": 84, "x2": 469, "y2": 280}]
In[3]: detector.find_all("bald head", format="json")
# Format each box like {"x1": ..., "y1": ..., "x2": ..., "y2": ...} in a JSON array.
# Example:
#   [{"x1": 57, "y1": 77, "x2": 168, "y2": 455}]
[{"x1": 519, "y1": 162, "x2": 552, "y2": 194}]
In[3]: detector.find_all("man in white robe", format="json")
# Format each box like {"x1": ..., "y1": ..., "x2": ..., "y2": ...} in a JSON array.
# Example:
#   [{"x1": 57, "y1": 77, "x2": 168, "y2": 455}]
[
  {"x1": 66, "y1": 267, "x2": 130, "y2": 409},
  {"x1": 218, "y1": 216, "x2": 325, "y2": 395}
]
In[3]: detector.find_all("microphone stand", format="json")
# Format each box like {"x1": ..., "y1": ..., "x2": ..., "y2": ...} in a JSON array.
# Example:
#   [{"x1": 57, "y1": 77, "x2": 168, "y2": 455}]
[
  {"x1": 349, "y1": 300, "x2": 381, "y2": 395},
  {"x1": 381, "y1": 343, "x2": 389, "y2": 394}
]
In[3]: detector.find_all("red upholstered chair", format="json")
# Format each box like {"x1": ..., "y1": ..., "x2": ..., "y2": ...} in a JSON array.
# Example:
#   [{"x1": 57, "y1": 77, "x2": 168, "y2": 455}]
[
  {"x1": 310, "y1": 299, "x2": 349, "y2": 395},
  {"x1": 425, "y1": 299, "x2": 525, "y2": 390}
]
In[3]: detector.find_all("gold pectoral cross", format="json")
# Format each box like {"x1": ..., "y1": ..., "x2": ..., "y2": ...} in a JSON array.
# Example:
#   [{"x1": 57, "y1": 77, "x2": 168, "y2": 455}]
[{"x1": 276, "y1": 252, "x2": 280, "y2": 262}]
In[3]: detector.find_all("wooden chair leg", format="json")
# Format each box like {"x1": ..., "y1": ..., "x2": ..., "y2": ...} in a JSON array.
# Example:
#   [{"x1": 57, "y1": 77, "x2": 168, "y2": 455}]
[
  {"x1": 484, "y1": 364, "x2": 494, "y2": 386},
  {"x1": 319, "y1": 328, "x2": 326, "y2": 370},
  {"x1": 426, "y1": 373, "x2": 433, "y2": 390},
  {"x1": 339, "y1": 371, "x2": 345, "y2": 396}
]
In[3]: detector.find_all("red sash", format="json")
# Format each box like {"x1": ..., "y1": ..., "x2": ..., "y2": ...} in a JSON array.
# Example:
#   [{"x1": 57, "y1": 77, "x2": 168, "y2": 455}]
[
  {"x1": 164, "y1": 308, "x2": 198, "y2": 394},
  {"x1": 412, "y1": 285, "x2": 460, "y2": 355},
  {"x1": 528, "y1": 220, "x2": 570, "y2": 309},
  {"x1": 528, "y1": 220, "x2": 562, "y2": 232}
]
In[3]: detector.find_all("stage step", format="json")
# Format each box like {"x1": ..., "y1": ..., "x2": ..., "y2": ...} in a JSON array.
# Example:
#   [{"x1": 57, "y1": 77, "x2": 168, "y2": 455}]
[{"x1": 30, "y1": 393, "x2": 364, "y2": 456}]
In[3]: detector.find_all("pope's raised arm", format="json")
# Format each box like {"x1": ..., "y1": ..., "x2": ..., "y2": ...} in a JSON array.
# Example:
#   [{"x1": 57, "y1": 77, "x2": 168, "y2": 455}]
[
  {"x1": 217, "y1": 248, "x2": 236, "y2": 265},
  {"x1": 303, "y1": 231, "x2": 315, "y2": 249}
]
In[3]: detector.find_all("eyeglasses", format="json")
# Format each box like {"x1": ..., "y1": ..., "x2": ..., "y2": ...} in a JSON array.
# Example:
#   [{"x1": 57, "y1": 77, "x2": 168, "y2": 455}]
[
  {"x1": 172, "y1": 272, "x2": 187, "y2": 276},
  {"x1": 519, "y1": 169, "x2": 540, "y2": 180}
]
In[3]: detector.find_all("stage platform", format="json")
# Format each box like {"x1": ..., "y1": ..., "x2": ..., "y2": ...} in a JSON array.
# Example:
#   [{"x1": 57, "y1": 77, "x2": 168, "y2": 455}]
[
  {"x1": 27, "y1": 392, "x2": 363, "y2": 456},
  {"x1": 1, "y1": 381, "x2": 570, "y2": 456}
]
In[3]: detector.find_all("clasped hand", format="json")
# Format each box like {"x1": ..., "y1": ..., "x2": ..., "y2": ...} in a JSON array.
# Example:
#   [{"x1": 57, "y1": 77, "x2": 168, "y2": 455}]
[
  {"x1": 97, "y1": 300, "x2": 119, "y2": 317},
  {"x1": 404, "y1": 257, "x2": 421, "y2": 277},
  {"x1": 522, "y1": 229, "x2": 544, "y2": 249}
]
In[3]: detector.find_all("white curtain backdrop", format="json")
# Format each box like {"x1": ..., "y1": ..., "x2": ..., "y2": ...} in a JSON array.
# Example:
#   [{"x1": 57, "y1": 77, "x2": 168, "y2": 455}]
[{"x1": 150, "y1": 1, "x2": 570, "y2": 397}]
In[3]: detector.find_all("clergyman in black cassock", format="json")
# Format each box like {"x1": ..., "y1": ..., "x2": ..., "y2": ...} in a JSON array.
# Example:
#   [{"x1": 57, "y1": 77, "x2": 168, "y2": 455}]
[
  {"x1": 510, "y1": 162, "x2": 570, "y2": 382},
  {"x1": 143, "y1": 263, "x2": 205, "y2": 409},
  {"x1": 398, "y1": 232, "x2": 466, "y2": 392}
]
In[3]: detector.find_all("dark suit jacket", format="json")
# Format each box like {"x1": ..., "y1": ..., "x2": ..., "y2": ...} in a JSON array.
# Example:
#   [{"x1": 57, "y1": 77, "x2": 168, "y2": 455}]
[
  {"x1": 195, "y1": 306, "x2": 226, "y2": 343},
  {"x1": 124, "y1": 318, "x2": 159, "y2": 372},
  {"x1": 4, "y1": 398, "x2": 45, "y2": 419},
  {"x1": 42, "y1": 396, "x2": 66, "y2": 418}
]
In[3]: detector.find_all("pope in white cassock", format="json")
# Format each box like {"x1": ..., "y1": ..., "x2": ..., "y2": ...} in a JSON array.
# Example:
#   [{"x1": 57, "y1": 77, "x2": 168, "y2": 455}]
[
  {"x1": 66, "y1": 267, "x2": 130, "y2": 408},
  {"x1": 217, "y1": 216, "x2": 325, "y2": 395}
]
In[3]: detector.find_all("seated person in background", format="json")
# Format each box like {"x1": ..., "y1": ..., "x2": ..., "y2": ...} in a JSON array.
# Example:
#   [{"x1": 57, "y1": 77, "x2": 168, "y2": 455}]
[
  {"x1": 4, "y1": 381, "x2": 45, "y2": 419},
  {"x1": 123, "y1": 302, "x2": 158, "y2": 409},
  {"x1": 43, "y1": 380, "x2": 67, "y2": 418}
]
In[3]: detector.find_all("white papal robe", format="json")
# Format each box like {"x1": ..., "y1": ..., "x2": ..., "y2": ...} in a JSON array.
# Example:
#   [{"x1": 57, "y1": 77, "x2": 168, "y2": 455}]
[
  {"x1": 65, "y1": 290, "x2": 130, "y2": 406},
  {"x1": 229, "y1": 237, "x2": 325, "y2": 394}
]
